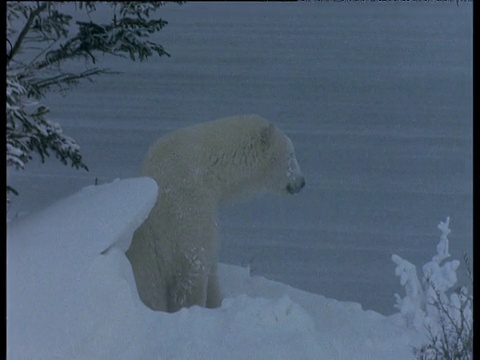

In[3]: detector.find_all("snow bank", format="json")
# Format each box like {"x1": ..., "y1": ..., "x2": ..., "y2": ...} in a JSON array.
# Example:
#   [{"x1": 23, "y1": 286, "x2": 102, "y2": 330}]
[
  {"x1": 7, "y1": 178, "x2": 423, "y2": 359},
  {"x1": 7, "y1": 178, "x2": 158, "y2": 359}
]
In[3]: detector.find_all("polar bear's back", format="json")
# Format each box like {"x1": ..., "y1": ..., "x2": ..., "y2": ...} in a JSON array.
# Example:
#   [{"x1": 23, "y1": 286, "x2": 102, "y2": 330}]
[{"x1": 139, "y1": 114, "x2": 269, "y2": 182}]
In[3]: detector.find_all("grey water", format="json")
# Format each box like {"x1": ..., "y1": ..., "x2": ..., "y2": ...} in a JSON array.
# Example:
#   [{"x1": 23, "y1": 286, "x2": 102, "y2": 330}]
[{"x1": 7, "y1": 2, "x2": 473, "y2": 316}]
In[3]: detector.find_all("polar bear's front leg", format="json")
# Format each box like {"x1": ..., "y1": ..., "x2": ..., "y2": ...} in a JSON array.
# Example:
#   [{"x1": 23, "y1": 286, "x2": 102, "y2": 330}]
[
  {"x1": 167, "y1": 271, "x2": 222, "y2": 312},
  {"x1": 126, "y1": 223, "x2": 169, "y2": 312},
  {"x1": 167, "y1": 261, "x2": 221, "y2": 311},
  {"x1": 167, "y1": 270, "x2": 209, "y2": 312},
  {"x1": 206, "y1": 270, "x2": 222, "y2": 308},
  {"x1": 166, "y1": 245, "x2": 211, "y2": 312}
]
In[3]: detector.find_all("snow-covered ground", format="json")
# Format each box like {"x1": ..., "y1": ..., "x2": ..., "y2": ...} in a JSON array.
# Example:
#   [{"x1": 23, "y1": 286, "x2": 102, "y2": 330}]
[
  {"x1": 7, "y1": 1, "x2": 472, "y2": 317},
  {"x1": 8, "y1": 178, "x2": 430, "y2": 360}
]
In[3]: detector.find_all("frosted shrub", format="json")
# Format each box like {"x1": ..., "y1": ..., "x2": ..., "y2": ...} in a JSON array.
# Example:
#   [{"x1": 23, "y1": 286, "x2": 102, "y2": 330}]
[{"x1": 392, "y1": 217, "x2": 473, "y2": 359}]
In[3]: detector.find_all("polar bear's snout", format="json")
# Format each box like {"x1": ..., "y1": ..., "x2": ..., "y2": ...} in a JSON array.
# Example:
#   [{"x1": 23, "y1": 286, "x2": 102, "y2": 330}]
[{"x1": 286, "y1": 176, "x2": 305, "y2": 194}]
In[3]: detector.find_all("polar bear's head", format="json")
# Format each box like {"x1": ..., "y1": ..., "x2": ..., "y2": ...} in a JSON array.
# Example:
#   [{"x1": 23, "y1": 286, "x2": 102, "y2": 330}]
[
  {"x1": 259, "y1": 123, "x2": 305, "y2": 195},
  {"x1": 176, "y1": 115, "x2": 305, "y2": 203}
]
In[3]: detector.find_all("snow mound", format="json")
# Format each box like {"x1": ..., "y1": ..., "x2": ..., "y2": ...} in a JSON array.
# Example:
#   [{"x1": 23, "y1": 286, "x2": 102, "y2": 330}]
[
  {"x1": 7, "y1": 177, "x2": 422, "y2": 359},
  {"x1": 7, "y1": 177, "x2": 158, "y2": 359},
  {"x1": 219, "y1": 294, "x2": 322, "y2": 359}
]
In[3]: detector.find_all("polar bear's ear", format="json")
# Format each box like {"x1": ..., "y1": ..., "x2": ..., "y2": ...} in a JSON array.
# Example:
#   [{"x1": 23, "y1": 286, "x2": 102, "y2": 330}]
[{"x1": 260, "y1": 123, "x2": 275, "y2": 150}]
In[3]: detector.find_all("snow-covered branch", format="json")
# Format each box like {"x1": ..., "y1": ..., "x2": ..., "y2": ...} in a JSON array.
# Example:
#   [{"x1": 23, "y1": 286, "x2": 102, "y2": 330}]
[
  {"x1": 6, "y1": 75, "x2": 88, "y2": 200},
  {"x1": 392, "y1": 217, "x2": 473, "y2": 359},
  {"x1": 6, "y1": 2, "x2": 179, "y2": 201}
]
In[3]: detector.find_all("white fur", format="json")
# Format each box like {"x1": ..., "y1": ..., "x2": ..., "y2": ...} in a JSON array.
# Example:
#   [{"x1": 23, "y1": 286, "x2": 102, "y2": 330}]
[{"x1": 126, "y1": 114, "x2": 305, "y2": 312}]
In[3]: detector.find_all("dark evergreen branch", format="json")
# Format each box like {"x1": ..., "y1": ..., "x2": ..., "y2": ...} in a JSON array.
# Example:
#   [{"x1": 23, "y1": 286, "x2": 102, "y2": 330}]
[
  {"x1": 6, "y1": 1, "x2": 180, "y2": 201},
  {"x1": 27, "y1": 68, "x2": 120, "y2": 97},
  {"x1": 9, "y1": 2, "x2": 48, "y2": 65}
]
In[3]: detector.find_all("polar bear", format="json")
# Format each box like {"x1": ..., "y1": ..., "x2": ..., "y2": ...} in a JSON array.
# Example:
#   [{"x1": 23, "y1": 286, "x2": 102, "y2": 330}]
[{"x1": 126, "y1": 114, "x2": 305, "y2": 312}]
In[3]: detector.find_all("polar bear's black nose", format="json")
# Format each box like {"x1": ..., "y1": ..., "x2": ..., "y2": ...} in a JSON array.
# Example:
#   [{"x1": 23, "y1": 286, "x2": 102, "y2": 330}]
[{"x1": 286, "y1": 177, "x2": 305, "y2": 194}]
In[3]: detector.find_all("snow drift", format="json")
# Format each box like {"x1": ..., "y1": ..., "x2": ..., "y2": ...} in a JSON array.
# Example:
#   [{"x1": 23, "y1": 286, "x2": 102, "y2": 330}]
[{"x1": 7, "y1": 178, "x2": 425, "y2": 359}]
